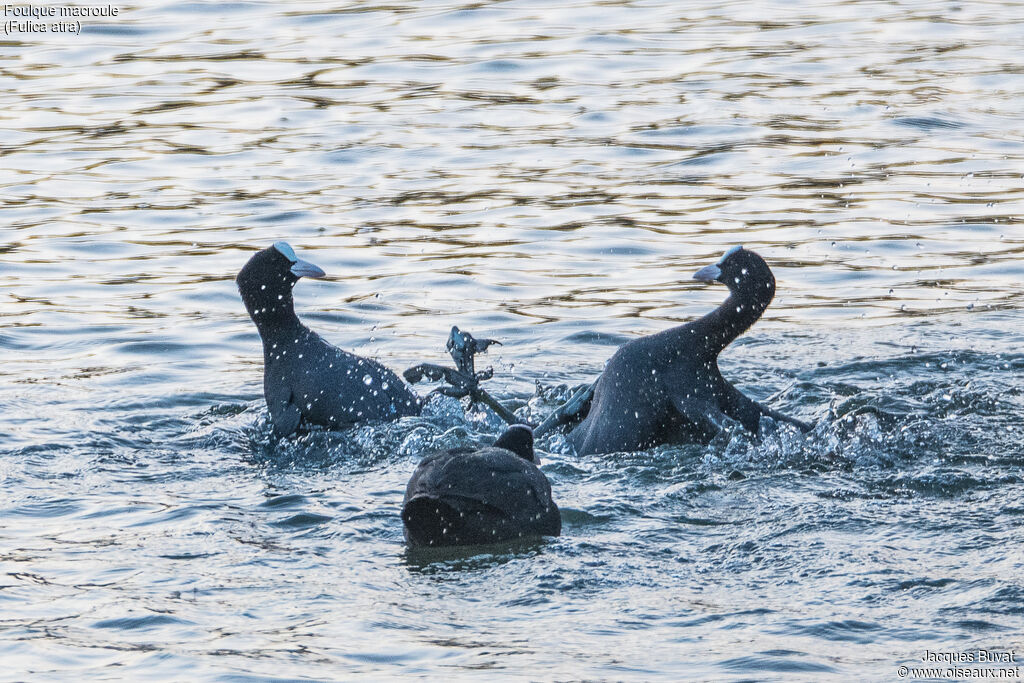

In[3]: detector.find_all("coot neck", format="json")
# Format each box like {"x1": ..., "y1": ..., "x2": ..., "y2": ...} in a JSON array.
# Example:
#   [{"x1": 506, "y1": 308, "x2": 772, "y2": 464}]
[
  {"x1": 692, "y1": 287, "x2": 773, "y2": 358},
  {"x1": 243, "y1": 289, "x2": 305, "y2": 344}
]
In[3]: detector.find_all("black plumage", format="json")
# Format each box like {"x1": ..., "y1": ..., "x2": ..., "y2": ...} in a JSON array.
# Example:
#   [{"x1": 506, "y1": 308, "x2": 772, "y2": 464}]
[
  {"x1": 570, "y1": 246, "x2": 810, "y2": 455},
  {"x1": 237, "y1": 242, "x2": 420, "y2": 437},
  {"x1": 402, "y1": 425, "x2": 561, "y2": 548}
]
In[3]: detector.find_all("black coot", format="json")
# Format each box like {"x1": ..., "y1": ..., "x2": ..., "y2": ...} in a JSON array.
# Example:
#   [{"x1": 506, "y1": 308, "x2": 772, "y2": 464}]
[
  {"x1": 569, "y1": 246, "x2": 810, "y2": 455},
  {"x1": 236, "y1": 242, "x2": 421, "y2": 437},
  {"x1": 402, "y1": 425, "x2": 561, "y2": 548}
]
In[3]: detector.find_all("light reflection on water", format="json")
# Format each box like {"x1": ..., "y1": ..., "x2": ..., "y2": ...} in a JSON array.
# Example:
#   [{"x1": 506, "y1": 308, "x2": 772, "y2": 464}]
[{"x1": 1, "y1": 0, "x2": 1023, "y2": 679}]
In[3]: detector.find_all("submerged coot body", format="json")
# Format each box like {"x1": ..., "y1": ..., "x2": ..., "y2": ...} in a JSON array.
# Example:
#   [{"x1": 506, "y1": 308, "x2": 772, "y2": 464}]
[
  {"x1": 236, "y1": 242, "x2": 421, "y2": 437},
  {"x1": 402, "y1": 425, "x2": 561, "y2": 548},
  {"x1": 569, "y1": 246, "x2": 810, "y2": 455}
]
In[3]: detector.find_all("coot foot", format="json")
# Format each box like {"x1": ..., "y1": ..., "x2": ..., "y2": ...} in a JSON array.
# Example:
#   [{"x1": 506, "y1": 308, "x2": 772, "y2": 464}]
[
  {"x1": 403, "y1": 326, "x2": 518, "y2": 425},
  {"x1": 446, "y1": 326, "x2": 501, "y2": 375}
]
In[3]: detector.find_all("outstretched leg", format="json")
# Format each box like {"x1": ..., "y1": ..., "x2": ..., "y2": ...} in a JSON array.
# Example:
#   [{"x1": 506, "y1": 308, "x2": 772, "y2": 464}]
[
  {"x1": 722, "y1": 383, "x2": 812, "y2": 433},
  {"x1": 758, "y1": 404, "x2": 813, "y2": 432},
  {"x1": 671, "y1": 394, "x2": 741, "y2": 438},
  {"x1": 534, "y1": 383, "x2": 594, "y2": 438},
  {"x1": 403, "y1": 363, "x2": 478, "y2": 397},
  {"x1": 404, "y1": 327, "x2": 518, "y2": 426}
]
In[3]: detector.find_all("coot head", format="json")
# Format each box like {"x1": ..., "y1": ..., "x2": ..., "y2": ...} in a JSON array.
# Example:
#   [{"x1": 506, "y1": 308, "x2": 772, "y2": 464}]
[
  {"x1": 491, "y1": 424, "x2": 536, "y2": 464},
  {"x1": 236, "y1": 241, "x2": 326, "y2": 321},
  {"x1": 692, "y1": 245, "x2": 775, "y2": 302}
]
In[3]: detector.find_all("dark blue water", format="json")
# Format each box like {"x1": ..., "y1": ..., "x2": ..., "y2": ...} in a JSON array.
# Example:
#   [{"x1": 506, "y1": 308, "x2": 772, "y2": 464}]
[{"x1": 2, "y1": 1, "x2": 1023, "y2": 679}]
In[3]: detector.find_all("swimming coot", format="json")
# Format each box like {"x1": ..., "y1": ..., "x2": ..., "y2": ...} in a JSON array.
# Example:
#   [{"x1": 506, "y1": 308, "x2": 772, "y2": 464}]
[
  {"x1": 569, "y1": 246, "x2": 810, "y2": 455},
  {"x1": 401, "y1": 425, "x2": 561, "y2": 548},
  {"x1": 236, "y1": 242, "x2": 421, "y2": 437}
]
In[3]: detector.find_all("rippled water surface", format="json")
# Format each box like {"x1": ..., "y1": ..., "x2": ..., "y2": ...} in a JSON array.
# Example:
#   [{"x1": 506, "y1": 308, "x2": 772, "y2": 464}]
[{"x1": 2, "y1": 0, "x2": 1024, "y2": 679}]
